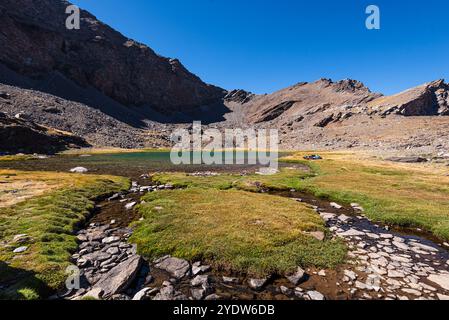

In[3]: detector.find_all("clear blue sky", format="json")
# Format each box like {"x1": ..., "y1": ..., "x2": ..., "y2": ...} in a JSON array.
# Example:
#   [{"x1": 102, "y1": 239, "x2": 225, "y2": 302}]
[{"x1": 71, "y1": 0, "x2": 449, "y2": 95}]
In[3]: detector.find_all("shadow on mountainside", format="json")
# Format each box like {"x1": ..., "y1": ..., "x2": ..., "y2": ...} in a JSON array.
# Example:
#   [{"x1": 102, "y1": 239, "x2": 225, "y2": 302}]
[{"x1": 0, "y1": 63, "x2": 230, "y2": 127}]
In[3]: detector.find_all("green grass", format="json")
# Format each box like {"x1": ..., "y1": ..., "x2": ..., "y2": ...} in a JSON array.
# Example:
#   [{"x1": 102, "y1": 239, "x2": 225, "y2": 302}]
[
  {"x1": 282, "y1": 152, "x2": 449, "y2": 241},
  {"x1": 0, "y1": 171, "x2": 129, "y2": 299},
  {"x1": 131, "y1": 187, "x2": 346, "y2": 277},
  {"x1": 151, "y1": 167, "x2": 313, "y2": 192}
]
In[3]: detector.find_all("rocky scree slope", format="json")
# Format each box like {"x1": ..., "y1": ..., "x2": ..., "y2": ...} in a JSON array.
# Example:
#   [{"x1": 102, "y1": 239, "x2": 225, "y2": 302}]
[{"x1": 0, "y1": 109, "x2": 88, "y2": 154}]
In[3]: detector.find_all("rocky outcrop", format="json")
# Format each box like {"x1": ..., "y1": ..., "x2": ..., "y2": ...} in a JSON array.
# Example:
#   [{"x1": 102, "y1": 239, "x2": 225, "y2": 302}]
[
  {"x1": 0, "y1": 111, "x2": 89, "y2": 154},
  {"x1": 0, "y1": 0, "x2": 225, "y2": 115},
  {"x1": 224, "y1": 89, "x2": 255, "y2": 104},
  {"x1": 369, "y1": 80, "x2": 449, "y2": 116}
]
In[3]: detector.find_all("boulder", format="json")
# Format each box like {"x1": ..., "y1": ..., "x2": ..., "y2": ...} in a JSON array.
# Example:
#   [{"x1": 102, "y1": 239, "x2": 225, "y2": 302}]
[
  {"x1": 92, "y1": 255, "x2": 142, "y2": 298},
  {"x1": 154, "y1": 256, "x2": 190, "y2": 279}
]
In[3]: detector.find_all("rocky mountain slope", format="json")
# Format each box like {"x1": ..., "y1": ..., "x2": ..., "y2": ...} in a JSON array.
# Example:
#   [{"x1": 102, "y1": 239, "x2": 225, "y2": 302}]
[
  {"x1": 0, "y1": 0, "x2": 225, "y2": 115},
  {"x1": 0, "y1": 109, "x2": 88, "y2": 154},
  {"x1": 218, "y1": 79, "x2": 449, "y2": 154},
  {"x1": 0, "y1": 84, "x2": 172, "y2": 149}
]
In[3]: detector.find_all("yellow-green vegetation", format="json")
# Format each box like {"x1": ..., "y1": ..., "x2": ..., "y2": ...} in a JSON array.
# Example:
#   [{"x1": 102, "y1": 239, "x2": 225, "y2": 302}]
[
  {"x1": 131, "y1": 188, "x2": 346, "y2": 276},
  {"x1": 282, "y1": 152, "x2": 449, "y2": 240},
  {"x1": 0, "y1": 170, "x2": 129, "y2": 300},
  {"x1": 151, "y1": 166, "x2": 314, "y2": 192}
]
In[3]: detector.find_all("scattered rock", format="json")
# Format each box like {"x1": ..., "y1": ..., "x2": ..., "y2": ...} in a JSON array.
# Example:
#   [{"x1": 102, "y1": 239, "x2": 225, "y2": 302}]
[{"x1": 70, "y1": 167, "x2": 88, "y2": 173}]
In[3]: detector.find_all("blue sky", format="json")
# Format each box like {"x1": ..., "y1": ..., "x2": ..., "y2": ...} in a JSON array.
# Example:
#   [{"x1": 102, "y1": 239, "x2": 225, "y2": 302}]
[{"x1": 71, "y1": 0, "x2": 449, "y2": 95}]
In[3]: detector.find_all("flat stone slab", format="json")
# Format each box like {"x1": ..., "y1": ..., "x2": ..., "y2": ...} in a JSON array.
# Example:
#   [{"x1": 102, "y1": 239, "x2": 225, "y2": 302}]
[
  {"x1": 93, "y1": 254, "x2": 142, "y2": 298},
  {"x1": 154, "y1": 256, "x2": 190, "y2": 279},
  {"x1": 428, "y1": 274, "x2": 449, "y2": 291}
]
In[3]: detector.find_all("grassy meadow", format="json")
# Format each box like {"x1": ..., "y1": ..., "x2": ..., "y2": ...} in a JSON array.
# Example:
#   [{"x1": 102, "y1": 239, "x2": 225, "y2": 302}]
[{"x1": 0, "y1": 170, "x2": 129, "y2": 299}]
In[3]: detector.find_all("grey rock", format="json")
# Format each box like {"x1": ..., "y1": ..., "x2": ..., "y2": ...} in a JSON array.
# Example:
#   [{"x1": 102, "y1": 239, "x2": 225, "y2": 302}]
[
  {"x1": 82, "y1": 288, "x2": 103, "y2": 300},
  {"x1": 12, "y1": 234, "x2": 30, "y2": 243},
  {"x1": 92, "y1": 255, "x2": 142, "y2": 298},
  {"x1": 154, "y1": 256, "x2": 190, "y2": 279},
  {"x1": 330, "y1": 202, "x2": 343, "y2": 209},
  {"x1": 428, "y1": 274, "x2": 449, "y2": 291},
  {"x1": 307, "y1": 290, "x2": 325, "y2": 300},
  {"x1": 132, "y1": 287, "x2": 152, "y2": 300},
  {"x1": 13, "y1": 246, "x2": 28, "y2": 253},
  {"x1": 286, "y1": 266, "x2": 306, "y2": 285},
  {"x1": 191, "y1": 275, "x2": 209, "y2": 287},
  {"x1": 125, "y1": 202, "x2": 137, "y2": 210},
  {"x1": 222, "y1": 276, "x2": 239, "y2": 284},
  {"x1": 248, "y1": 278, "x2": 268, "y2": 290},
  {"x1": 191, "y1": 288, "x2": 205, "y2": 300},
  {"x1": 102, "y1": 236, "x2": 120, "y2": 244}
]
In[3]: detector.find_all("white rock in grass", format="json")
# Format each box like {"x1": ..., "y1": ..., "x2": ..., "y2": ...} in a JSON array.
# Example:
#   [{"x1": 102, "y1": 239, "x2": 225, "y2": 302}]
[
  {"x1": 125, "y1": 202, "x2": 137, "y2": 210},
  {"x1": 70, "y1": 167, "x2": 88, "y2": 173},
  {"x1": 330, "y1": 202, "x2": 343, "y2": 209},
  {"x1": 13, "y1": 246, "x2": 28, "y2": 253}
]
